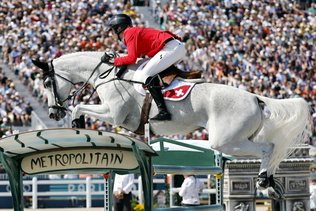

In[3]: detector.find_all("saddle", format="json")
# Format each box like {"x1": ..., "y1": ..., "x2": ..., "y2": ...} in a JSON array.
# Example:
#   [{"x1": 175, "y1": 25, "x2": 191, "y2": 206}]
[{"x1": 159, "y1": 65, "x2": 202, "y2": 85}]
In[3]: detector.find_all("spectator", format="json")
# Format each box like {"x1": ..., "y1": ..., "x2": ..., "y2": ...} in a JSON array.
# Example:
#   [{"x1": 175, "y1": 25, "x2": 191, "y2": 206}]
[
  {"x1": 113, "y1": 173, "x2": 134, "y2": 211},
  {"x1": 0, "y1": 68, "x2": 31, "y2": 134},
  {"x1": 178, "y1": 174, "x2": 204, "y2": 206},
  {"x1": 173, "y1": 174, "x2": 184, "y2": 206}
]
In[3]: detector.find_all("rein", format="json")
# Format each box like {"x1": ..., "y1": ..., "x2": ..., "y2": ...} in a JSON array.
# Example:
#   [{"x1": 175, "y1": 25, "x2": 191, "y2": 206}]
[{"x1": 94, "y1": 77, "x2": 144, "y2": 90}]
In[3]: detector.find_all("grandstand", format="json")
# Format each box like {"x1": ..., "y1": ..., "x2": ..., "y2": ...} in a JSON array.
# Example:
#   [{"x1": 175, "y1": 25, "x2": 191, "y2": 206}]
[
  {"x1": 0, "y1": 0, "x2": 315, "y2": 208},
  {"x1": 0, "y1": 0, "x2": 314, "y2": 137}
]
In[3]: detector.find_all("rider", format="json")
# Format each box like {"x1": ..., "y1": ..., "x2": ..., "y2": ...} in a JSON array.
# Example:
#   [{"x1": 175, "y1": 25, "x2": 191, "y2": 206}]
[{"x1": 105, "y1": 14, "x2": 186, "y2": 121}]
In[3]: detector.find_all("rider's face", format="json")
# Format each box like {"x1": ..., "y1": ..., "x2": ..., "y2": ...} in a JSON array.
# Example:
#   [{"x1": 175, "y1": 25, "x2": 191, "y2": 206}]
[
  {"x1": 117, "y1": 31, "x2": 124, "y2": 41},
  {"x1": 111, "y1": 29, "x2": 121, "y2": 41},
  {"x1": 115, "y1": 31, "x2": 125, "y2": 46}
]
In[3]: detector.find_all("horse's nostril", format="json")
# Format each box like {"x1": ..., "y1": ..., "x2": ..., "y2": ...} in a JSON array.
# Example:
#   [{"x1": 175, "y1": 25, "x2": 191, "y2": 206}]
[{"x1": 49, "y1": 113, "x2": 55, "y2": 119}]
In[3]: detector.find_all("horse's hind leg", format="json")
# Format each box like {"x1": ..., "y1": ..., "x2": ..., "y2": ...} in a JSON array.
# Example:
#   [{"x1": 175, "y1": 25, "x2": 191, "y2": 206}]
[
  {"x1": 213, "y1": 139, "x2": 274, "y2": 176},
  {"x1": 213, "y1": 139, "x2": 280, "y2": 198},
  {"x1": 208, "y1": 95, "x2": 280, "y2": 198}
]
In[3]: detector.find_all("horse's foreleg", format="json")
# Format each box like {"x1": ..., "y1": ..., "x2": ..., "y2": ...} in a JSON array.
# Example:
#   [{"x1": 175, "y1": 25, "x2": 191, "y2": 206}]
[{"x1": 71, "y1": 104, "x2": 115, "y2": 125}]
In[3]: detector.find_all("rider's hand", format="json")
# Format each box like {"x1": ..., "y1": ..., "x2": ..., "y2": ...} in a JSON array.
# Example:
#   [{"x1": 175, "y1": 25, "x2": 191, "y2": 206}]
[
  {"x1": 108, "y1": 58, "x2": 114, "y2": 64},
  {"x1": 101, "y1": 52, "x2": 114, "y2": 64}
]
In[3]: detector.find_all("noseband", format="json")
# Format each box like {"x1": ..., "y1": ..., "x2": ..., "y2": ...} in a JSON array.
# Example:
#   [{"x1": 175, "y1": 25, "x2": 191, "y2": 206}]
[{"x1": 44, "y1": 60, "x2": 73, "y2": 111}]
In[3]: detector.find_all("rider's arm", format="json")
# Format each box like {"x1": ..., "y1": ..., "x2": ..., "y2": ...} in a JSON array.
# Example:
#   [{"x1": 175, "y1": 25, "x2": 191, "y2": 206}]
[{"x1": 114, "y1": 30, "x2": 138, "y2": 66}]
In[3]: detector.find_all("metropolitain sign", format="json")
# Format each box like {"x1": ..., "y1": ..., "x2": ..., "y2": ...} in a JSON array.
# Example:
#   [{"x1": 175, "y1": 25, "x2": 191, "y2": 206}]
[{"x1": 21, "y1": 148, "x2": 138, "y2": 174}]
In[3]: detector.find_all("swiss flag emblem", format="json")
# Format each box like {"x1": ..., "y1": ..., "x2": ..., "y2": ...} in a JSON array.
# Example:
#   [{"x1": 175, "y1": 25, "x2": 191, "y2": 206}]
[{"x1": 162, "y1": 82, "x2": 195, "y2": 101}]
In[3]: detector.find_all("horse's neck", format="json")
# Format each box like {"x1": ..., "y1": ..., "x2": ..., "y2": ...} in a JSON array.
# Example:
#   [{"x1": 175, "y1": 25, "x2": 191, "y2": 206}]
[{"x1": 55, "y1": 52, "x2": 116, "y2": 84}]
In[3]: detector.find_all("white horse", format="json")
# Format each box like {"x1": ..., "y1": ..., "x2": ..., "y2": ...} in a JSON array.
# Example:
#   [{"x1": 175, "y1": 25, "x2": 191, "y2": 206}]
[{"x1": 32, "y1": 51, "x2": 311, "y2": 199}]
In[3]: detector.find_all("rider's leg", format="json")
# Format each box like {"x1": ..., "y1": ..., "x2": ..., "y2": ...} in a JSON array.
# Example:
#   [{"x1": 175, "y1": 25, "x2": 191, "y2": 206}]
[
  {"x1": 132, "y1": 40, "x2": 185, "y2": 121},
  {"x1": 146, "y1": 76, "x2": 171, "y2": 121},
  {"x1": 139, "y1": 39, "x2": 186, "y2": 79}
]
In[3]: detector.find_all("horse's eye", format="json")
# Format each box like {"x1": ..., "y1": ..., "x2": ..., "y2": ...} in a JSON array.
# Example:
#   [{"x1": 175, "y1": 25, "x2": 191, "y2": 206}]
[{"x1": 44, "y1": 79, "x2": 52, "y2": 88}]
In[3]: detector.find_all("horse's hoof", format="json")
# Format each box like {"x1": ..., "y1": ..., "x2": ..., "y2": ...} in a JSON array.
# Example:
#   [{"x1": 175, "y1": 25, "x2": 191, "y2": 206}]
[
  {"x1": 267, "y1": 187, "x2": 283, "y2": 200},
  {"x1": 72, "y1": 115, "x2": 86, "y2": 128},
  {"x1": 72, "y1": 119, "x2": 81, "y2": 128},
  {"x1": 257, "y1": 171, "x2": 269, "y2": 189}
]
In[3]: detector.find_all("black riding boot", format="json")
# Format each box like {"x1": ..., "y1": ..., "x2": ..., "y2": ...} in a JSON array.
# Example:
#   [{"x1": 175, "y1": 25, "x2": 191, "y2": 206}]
[{"x1": 146, "y1": 77, "x2": 171, "y2": 121}]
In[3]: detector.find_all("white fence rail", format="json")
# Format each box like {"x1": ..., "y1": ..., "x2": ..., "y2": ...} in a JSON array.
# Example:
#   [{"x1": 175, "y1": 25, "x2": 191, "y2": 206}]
[
  {"x1": 0, "y1": 177, "x2": 151, "y2": 209},
  {"x1": 0, "y1": 177, "x2": 215, "y2": 209}
]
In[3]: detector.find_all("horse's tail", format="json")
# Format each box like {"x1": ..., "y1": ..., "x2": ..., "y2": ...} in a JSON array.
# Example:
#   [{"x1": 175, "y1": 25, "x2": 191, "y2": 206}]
[{"x1": 254, "y1": 96, "x2": 312, "y2": 175}]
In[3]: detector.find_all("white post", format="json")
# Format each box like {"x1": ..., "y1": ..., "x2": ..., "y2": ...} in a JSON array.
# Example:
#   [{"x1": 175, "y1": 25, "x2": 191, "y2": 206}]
[
  {"x1": 104, "y1": 174, "x2": 111, "y2": 211},
  {"x1": 145, "y1": 123, "x2": 151, "y2": 144},
  {"x1": 215, "y1": 151, "x2": 223, "y2": 205},
  {"x1": 138, "y1": 176, "x2": 143, "y2": 204},
  {"x1": 169, "y1": 174, "x2": 174, "y2": 207},
  {"x1": 207, "y1": 174, "x2": 211, "y2": 205},
  {"x1": 32, "y1": 177, "x2": 38, "y2": 209},
  {"x1": 86, "y1": 176, "x2": 92, "y2": 208}
]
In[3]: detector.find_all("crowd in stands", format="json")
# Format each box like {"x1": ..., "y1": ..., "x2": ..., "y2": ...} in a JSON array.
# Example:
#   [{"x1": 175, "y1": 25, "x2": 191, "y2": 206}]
[
  {"x1": 0, "y1": 0, "x2": 315, "y2": 141},
  {"x1": 0, "y1": 66, "x2": 32, "y2": 137}
]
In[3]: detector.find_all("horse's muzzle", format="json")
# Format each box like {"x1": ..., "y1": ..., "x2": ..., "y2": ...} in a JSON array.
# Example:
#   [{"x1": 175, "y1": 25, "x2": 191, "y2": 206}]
[{"x1": 49, "y1": 107, "x2": 66, "y2": 121}]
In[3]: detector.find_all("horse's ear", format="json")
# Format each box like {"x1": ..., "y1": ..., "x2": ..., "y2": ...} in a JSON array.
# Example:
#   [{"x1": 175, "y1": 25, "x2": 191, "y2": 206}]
[{"x1": 32, "y1": 60, "x2": 49, "y2": 72}]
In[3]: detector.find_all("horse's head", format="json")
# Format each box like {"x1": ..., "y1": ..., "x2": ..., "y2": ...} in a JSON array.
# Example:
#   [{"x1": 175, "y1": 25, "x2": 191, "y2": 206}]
[{"x1": 32, "y1": 59, "x2": 73, "y2": 121}]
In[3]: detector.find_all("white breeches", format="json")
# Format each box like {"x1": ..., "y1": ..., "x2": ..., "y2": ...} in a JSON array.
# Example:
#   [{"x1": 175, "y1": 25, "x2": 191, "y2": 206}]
[{"x1": 133, "y1": 39, "x2": 186, "y2": 83}]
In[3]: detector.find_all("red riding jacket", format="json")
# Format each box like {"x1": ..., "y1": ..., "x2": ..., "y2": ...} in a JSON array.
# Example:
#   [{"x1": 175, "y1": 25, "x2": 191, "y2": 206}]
[{"x1": 114, "y1": 27, "x2": 180, "y2": 66}]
